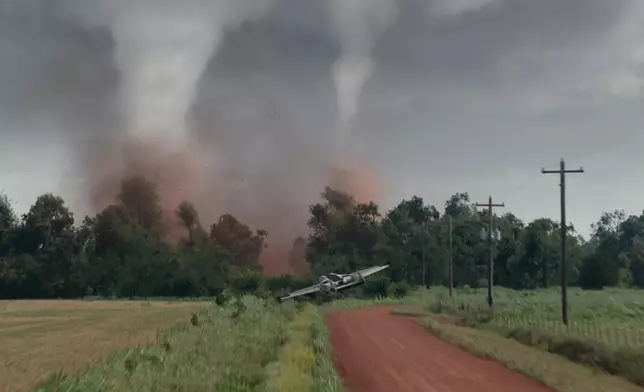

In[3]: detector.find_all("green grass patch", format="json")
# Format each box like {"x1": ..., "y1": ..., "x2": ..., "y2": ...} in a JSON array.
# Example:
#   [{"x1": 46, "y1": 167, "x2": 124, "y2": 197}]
[
  {"x1": 32, "y1": 296, "x2": 296, "y2": 392},
  {"x1": 502, "y1": 327, "x2": 644, "y2": 387},
  {"x1": 263, "y1": 303, "x2": 345, "y2": 392},
  {"x1": 274, "y1": 304, "x2": 316, "y2": 392},
  {"x1": 419, "y1": 316, "x2": 644, "y2": 392},
  {"x1": 415, "y1": 286, "x2": 644, "y2": 388},
  {"x1": 311, "y1": 308, "x2": 345, "y2": 392}
]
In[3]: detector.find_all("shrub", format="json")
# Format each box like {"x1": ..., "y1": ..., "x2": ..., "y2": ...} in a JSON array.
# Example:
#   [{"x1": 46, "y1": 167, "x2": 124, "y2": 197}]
[
  {"x1": 362, "y1": 275, "x2": 390, "y2": 298},
  {"x1": 389, "y1": 281, "x2": 411, "y2": 298},
  {"x1": 230, "y1": 270, "x2": 264, "y2": 296}
]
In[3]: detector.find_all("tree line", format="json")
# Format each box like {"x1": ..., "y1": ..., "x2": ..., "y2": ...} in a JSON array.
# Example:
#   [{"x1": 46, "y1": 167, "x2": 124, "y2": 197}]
[{"x1": 0, "y1": 176, "x2": 641, "y2": 300}]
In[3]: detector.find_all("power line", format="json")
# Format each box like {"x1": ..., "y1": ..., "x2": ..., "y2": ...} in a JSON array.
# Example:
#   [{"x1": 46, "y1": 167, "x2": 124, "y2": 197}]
[
  {"x1": 541, "y1": 158, "x2": 584, "y2": 326},
  {"x1": 475, "y1": 196, "x2": 505, "y2": 308}
]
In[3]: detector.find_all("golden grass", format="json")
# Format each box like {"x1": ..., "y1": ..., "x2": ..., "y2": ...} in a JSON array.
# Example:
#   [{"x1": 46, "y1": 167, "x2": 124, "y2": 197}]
[{"x1": 0, "y1": 300, "x2": 207, "y2": 392}]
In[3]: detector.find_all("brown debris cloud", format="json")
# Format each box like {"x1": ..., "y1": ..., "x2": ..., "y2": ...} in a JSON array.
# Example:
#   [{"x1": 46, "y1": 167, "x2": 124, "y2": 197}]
[
  {"x1": 84, "y1": 133, "x2": 215, "y2": 243},
  {"x1": 255, "y1": 158, "x2": 382, "y2": 276},
  {"x1": 327, "y1": 160, "x2": 384, "y2": 206},
  {"x1": 79, "y1": 130, "x2": 384, "y2": 275}
]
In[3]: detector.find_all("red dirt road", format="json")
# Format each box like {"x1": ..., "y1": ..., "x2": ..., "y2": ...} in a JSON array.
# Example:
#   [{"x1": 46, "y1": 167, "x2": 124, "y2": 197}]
[{"x1": 325, "y1": 307, "x2": 553, "y2": 392}]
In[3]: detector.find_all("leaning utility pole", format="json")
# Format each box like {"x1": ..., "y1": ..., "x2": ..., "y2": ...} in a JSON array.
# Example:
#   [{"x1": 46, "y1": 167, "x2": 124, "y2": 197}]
[
  {"x1": 476, "y1": 196, "x2": 505, "y2": 307},
  {"x1": 542, "y1": 158, "x2": 584, "y2": 326}
]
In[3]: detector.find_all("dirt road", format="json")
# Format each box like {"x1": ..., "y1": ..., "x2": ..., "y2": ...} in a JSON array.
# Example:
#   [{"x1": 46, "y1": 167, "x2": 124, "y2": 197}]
[{"x1": 325, "y1": 307, "x2": 553, "y2": 392}]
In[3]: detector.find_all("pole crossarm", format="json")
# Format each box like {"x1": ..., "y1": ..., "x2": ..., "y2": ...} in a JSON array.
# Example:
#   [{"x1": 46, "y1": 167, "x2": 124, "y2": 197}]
[{"x1": 542, "y1": 169, "x2": 584, "y2": 174}]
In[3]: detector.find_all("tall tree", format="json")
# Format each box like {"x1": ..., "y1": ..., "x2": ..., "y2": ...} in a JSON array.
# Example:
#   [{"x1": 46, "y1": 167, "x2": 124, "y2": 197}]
[
  {"x1": 118, "y1": 175, "x2": 163, "y2": 233},
  {"x1": 176, "y1": 201, "x2": 200, "y2": 245},
  {"x1": 0, "y1": 192, "x2": 16, "y2": 255},
  {"x1": 210, "y1": 214, "x2": 267, "y2": 269}
]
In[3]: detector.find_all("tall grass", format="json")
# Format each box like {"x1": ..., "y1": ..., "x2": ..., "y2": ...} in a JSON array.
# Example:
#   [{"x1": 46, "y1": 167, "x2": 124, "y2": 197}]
[
  {"x1": 421, "y1": 286, "x2": 644, "y2": 387},
  {"x1": 427, "y1": 286, "x2": 644, "y2": 348},
  {"x1": 31, "y1": 296, "x2": 348, "y2": 392},
  {"x1": 311, "y1": 308, "x2": 345, "y2": 392},
  {"x1": 324, "y1": 288, "x2": 436, "y2": 312},
  {"x1": 273, "y1": 304, "x2": 317, "y2": 392},
  {"x1": 263, "y1": 303, "x2": 345, "y2": 392},
  {"x1": 34, "y1": 296, "x2": 296, "y2": 392}
]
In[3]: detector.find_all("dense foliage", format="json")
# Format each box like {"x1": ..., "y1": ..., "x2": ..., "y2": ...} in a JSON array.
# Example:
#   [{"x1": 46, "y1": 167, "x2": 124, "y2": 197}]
[{"x1": 0, "y1": 176, "x2": 642, "y2": 299}]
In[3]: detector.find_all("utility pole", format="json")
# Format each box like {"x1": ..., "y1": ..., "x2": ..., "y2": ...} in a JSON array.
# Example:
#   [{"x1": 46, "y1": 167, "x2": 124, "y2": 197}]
[
  {"x1": 476, "y1": 196, "x2": 505, "y2": 307},
  {"x1": 431, "y1": 217, "x2": 454, "y2": 296},
  {"x1": 448, "y1": 215, "x2": 454, "y2": 298},
  {"x1": 542, "y1": 158, "x2": 584, "y2": 326},
  {"x1": 421, "y1": 221, "x2": 426, "y2": 288},
  {"x1": 420, "y1": 218, "x2": 453, "y2": 292}
]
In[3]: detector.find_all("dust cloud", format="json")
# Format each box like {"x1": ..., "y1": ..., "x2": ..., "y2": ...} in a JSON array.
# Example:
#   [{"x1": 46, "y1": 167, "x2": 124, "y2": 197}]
[{"x1": 1, "y1": 0, "x2": 388, "y2": 275}]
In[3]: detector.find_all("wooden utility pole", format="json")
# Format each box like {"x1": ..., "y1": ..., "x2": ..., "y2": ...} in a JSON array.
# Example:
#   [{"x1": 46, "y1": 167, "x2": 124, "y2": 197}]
[
  {"x1": 421, "y1": 222, "x2": 426, "y2": 288},
  {"x1": 476, "y1": 196, "x2": 505, "y2": 307},
  {"x1": 542, "y1": 158, "x2": 584, "y2": 325},
  {"x1": 448, "y1": 215, "x2": 454, "y2": 298},
  {"x1": 420, "y1": 218, "x2": 454, "y2": 293},
  {"x1": 431, "y1": 217, "x2": 454, "y2": 296}
]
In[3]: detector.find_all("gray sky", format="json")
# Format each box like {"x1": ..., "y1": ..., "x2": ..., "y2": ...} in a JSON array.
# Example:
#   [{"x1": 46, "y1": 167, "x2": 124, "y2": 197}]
[{"x1": 1, "y1": 0, "x2": 644, "y2": 238}]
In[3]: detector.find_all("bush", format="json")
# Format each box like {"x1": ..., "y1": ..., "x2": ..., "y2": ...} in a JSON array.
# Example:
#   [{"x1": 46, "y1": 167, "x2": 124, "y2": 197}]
[
  {"x1": 389, "y1": 281, "x2": 411, "y2": 298},
  {"x1": 230, "y1": 270, "x2": 264, "y2": 296},
  {"x1": 362, "y1": 275, "x2": 390, "y2": 298}
]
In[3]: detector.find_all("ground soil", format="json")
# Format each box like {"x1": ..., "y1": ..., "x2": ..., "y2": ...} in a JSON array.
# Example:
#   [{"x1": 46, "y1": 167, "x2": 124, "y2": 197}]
[{"x1": 325, "y1": 306, "x2": 554, "y2": 392}]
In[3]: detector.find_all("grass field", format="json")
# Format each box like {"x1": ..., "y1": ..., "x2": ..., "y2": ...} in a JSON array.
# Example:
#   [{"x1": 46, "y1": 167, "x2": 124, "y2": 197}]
[
  {"x1": 6, "y1": 297, "x2": 342, "y2": 392},
  {"x1": 5, "y1": 287, "x2": 644, "y2": 392},
  {"x1": 0, "y1": 300, "x2": 207, "y2": 392},
  {"x1": 418, "y1": 316, "x2": 644, "y2": 392},
  {"x1": 389, "y1": 286, "x2": 644, "y2": 388},
  {"x1": 430, "y1": 287, "x2": 644, "y2": 348}
]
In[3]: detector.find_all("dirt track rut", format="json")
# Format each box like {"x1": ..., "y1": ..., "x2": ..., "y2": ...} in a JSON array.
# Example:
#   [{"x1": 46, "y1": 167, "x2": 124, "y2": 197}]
[{"x1": 325, "y1": 306, "x2": 553, "y2": 392}]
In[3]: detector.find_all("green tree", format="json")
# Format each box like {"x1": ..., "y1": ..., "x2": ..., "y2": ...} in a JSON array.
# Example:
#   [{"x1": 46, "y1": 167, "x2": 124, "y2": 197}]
[
  {"x1": 118, "y1": 175, "x2": 164, "y2": 233},
  {"x1": 176, "y1": 201, "x2": 200, "y2": 245},
  {"x1": 210, "y1": 214, "x2": 267, "y2": 269}
]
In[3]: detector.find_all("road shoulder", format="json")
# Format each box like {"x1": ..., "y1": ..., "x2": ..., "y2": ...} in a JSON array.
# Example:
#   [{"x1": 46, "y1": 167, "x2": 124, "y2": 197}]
[{"x1": 416, "y1": 313, "x2": 644, "y2": 392}]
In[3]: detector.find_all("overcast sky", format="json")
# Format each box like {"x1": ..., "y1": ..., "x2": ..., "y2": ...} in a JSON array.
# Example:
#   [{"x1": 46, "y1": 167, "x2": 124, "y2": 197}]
[{"x1": 1, "y1": 0, "x2": 644, "y2": 238}]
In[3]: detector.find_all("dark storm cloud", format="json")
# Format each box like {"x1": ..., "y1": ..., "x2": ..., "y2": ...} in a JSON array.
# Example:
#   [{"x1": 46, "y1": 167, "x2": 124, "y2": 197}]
[
  {"x1": 0, "y1": 2, "x2": 119, "y2": 140},
  {"x1": 0, "y1": 0, "x2": 121, "y2": 214},
  {"x1": 190, "y1": 0, "x2": 644, "y2": 235},
  {"x1": 1, "y1": 0, "x2": 644, "y2": 237}
]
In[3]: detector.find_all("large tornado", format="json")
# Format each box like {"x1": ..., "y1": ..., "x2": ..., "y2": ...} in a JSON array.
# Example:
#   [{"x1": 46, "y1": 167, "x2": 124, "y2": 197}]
[
  {"x1": 327, "y1": 0, "x2": 397, "y2": 204},
  {"x1": 66, "y1": 0, "x2": 274, "y2": 233},
  {"x1": 328, "y1": 0, "x2": 398, "y2": 159}
]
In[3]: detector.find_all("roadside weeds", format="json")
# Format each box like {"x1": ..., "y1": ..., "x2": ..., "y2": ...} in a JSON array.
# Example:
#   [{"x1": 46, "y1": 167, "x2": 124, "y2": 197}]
[{"x1": 418, "y1": 316, "x2": 644, "y2": 392}]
